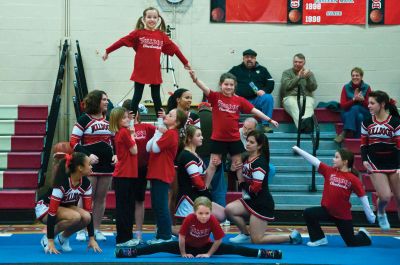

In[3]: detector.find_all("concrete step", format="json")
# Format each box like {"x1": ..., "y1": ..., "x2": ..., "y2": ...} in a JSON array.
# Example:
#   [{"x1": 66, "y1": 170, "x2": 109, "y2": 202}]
[
  {"x1": 0, "y1": 105, "x2": 48, "y2": 120},
  {"x1": 269, "y1": 140, "x2": 338, "y2": 150},
  {"x1": 0, "y1": 152, "x2": 42, "y2": 170},
  {"x1": 0, "y1": 136, "x2": 44, "y2": 152},
  {"x1": 267, "y1": 132, "x2": 337, "y2": 140},
  {"x1": 0, "y1": 120, "x2": 46, "y2": 136},
  {"x1": 270, "y1": 156, "x2": 332, "y2": 166},
  {"x1": 270, "y1": 173, "x2": 324, "y2": 185},
  {"x1": 269, "y1": 123, "x2": 337, "y2": 134},
  {"x1": 271, "y1": 191, "x2": 363, "y2": 207},
  {"x1": 270, "y1": 148, "x2": 335, "y2": 156},
  {"x1": 269, "y1": 184, "x2": 324, "y2": 192}
]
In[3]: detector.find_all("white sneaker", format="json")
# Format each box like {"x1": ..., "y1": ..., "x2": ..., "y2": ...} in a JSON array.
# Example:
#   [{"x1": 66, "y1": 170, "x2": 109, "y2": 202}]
[
  {"x1": 55, "y1": 233, "x2": 72, "y2": 252},
  {"x1": 307, "y1": 237, "x2": 328, "y2": 247},
  {"x1": 146, "y1": 237, "x2": 174, "y2": 245},
  {"x1": 75, "y1": 230, "x2": 87, "y2": 242},
  {"x1": 95, "y1": 230, "x2": 107, "y2": 241},
  {"x1": 220, "y1": 220, "x2": 231, "y2": 226},
  {"x1": 116, "y1": 238, "x2": 140, "y2": 247},
  {"x1": 229, "y1": 233, "x2": 251, "y2": 244},
  {"x1": 290, "y1": 229, "x2": 303, "y2": 244},
  {"x1": 358, "y1": 227, "x2": 371, "y2": 240},
  {"x1": 377, "y1": 213, "x2": 391, "y2": 231},
  {"x1": 40, "y1": 235, "x2": 49, "y2": 252}
]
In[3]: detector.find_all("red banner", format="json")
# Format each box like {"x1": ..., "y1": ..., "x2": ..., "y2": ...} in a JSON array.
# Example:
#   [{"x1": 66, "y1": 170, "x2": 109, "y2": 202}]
[
  {"x1": 368, "y1": 0, "x2": 400, "y2": 25},
  {"x1": 289, "y1": 0, "x2": 366, "y2": 25},
  {"x1": 226, "y1": 0, "x2": 287, "y2": 23},
  {"x1": 210, "y1": 0, "x2": 287, "y2": 23}
]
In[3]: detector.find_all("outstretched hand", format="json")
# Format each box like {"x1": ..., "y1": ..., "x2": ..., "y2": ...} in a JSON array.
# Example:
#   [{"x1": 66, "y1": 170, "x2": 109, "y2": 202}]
[
  {"x1": 270, "y1": 119, "x2": 279, "y2": 128},
  {"x1": 102, "y1": 53, "x2": 108, "y2": 61},
  {"x1": 189, "y1": 70, "x2": 197, "y2": 82},
  {"x1": 184, "y1": 64, "x2": 192, "y2": 70}
]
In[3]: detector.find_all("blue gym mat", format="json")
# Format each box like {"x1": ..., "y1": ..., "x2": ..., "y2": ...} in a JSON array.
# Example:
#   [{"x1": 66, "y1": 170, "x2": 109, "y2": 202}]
[{"x1": 0, "y1": 233, "x2": 398, "y2": 264}]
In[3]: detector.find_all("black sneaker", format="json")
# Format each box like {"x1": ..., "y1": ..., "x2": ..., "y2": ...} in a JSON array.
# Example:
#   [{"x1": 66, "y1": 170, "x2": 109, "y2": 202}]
[
  {"x1": 115, "y1": 247, "x2": 137, "y2": 258},
  {"x1": 260, "y1": 249, "x2": 282, "y2": 259}
]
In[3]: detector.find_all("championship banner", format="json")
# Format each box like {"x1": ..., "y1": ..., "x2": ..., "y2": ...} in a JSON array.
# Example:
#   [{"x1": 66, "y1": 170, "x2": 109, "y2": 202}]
[
  {"x1": 288, "y1": 0, "x2": 366, "y2": 25},
  {"x1": 368, "y1": 0, "x2": 400, "y2": 25},
  {"x1": 210, "y1": 0, "x2": 287, "y2": 23}
]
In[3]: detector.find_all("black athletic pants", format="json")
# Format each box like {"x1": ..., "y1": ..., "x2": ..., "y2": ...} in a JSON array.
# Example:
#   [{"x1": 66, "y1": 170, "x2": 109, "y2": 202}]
[
  {"x1": 131, "y1": 82, "x2": 161, "y2": 118},
  {"x1": 136, "y1": 241, "x2": 259, "y2": 257},
  {"x1": 303, "y1": 206, "x2": 371, "y2": 247},
  {"x1": 114, "y1": 178, "x2": 136, "y2": 244}
]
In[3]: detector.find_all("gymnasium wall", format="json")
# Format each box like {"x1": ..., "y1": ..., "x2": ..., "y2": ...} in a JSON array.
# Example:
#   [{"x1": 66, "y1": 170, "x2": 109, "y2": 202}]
[{"x1": 1, "y1": 0, "x2": 399, "y2": 139}]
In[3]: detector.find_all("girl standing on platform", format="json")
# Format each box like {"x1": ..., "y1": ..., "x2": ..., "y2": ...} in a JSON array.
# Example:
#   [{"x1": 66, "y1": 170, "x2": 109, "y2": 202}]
[
  {"x1": 293, "y1": 146, "x2": 376, "y2": 247},
  {"x1": 35, "y1": 152, "x2": 101, "y2": 254},
  {"x1": 189, "y1": 70, "x2": 279, "y2": 189},
  {"x1": 226, "y1": 130, "x2": 302, "y2": 245},
  {"x1": 109, "y1": 107, "x2": 139, "y2": 247},
  {"x1": 145, "y1": 108, "x2": 187, "y2": 244},
  {"x1": 361, "y1": 90, "x2": 400, "y2": 231},
  {"x1": 103, "y1": 7, "x2": 191, "y2": 118},
  {"x1": 122, "y1": 99, "x2": 155, "y2": 242},
  {"x1": 115, "y1": 196, "x2": 282, "y2": 259}
]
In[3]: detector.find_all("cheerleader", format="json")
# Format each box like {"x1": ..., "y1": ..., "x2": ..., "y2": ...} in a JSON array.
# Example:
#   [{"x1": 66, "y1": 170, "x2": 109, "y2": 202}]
[
  {"x1": 35, "y1": 152, "x2": 101, "y2": 254},
  {"x1": 225, "y1": 130, "x2": 302, "y2": 245},
  {"x1": 361, "y1": 90, "x2": 400, "y2": 230}
]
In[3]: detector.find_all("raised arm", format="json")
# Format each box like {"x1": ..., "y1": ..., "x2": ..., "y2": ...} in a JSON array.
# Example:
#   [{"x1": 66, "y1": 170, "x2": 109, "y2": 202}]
[
  {"x1": 189, "y1": 70, "x2": 211, "y2": 96},
  {"x1": 292, "y1": 146, "x2": 321, "y2": 168},
  {"x1": 250, "y1": 108, "x2": 279, "y2": 128}
]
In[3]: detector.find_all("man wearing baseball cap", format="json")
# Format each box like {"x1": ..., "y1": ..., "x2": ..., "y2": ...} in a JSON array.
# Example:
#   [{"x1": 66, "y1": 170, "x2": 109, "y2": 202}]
[{"x1": 228, "y1": 49, "x2": 275, "y2": 133}]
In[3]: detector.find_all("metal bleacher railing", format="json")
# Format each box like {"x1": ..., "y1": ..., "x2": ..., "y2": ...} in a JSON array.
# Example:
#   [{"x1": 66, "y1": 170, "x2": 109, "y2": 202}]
[
  {"x1": 38, "y1": 40, "x2": 69, "y2": 188},
  {"x1": 296, "y1": 85, "x2": 320, "y2": 192},
  {"x1": 73, "y1": 40, "x2": 88, "y2": 119}
]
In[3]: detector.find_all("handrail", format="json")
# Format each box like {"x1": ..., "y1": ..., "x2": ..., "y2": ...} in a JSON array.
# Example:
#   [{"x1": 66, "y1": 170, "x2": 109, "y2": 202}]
[
  {"x1": 293, "y1": 84, "x2": 320, "y2": 192},
  {"x1": 38, "y1": 40, "x2": 69, "y2": 188},
  {"x1": 75, "y1": 40, "x2": 88, "y2": 97}
]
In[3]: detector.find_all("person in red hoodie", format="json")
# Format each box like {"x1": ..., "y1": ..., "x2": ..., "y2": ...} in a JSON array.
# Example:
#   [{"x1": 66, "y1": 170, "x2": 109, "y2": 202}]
[
  {"x1": 102, "y1": 7, "x2": 191, "y2": 118},
  {"x1": 146, "y1": 108, "x2": 187, "y2": 244},
  {"x1": 109, "y1": 107, "x2": 139, "y2": 247}
]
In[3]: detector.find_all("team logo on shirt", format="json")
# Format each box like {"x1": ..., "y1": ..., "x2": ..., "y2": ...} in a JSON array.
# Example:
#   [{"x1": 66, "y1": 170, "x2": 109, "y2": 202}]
[
  {"x1": 368, "y1": 124, "x2": 392, "y2": 138},
  {"x1": 139, "y1": 37, "x2": 163, "y2": 50},
  {"x1": 135, "y1": 130, "x2": 146, "y2": 140},
  {"x1": 90, "y1": 123, "x2": 109, "y2": 133},
  {"x1": 189, "y1": 225, "x2": 210, "y2": 238},
  {"x1": 217, "y1": 100, "x2": 239, "y2": 114},
  {"x1": 64, "y1": 189, "x2": 82, "y2": 203},
  {"x1": 329, "y1": 175, "x2": 351, "y2": 190}
]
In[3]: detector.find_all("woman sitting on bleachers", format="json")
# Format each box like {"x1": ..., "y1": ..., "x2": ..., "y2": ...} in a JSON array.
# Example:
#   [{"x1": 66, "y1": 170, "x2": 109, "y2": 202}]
[{"x1": 334, "y1": 67, "x2": 371, "y2": 143}]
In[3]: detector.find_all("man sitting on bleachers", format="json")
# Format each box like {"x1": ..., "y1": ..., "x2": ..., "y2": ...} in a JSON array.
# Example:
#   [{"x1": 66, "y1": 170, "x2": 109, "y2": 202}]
[{"x1": 280, "y1": 53, "x2": 318, "y2": 132}]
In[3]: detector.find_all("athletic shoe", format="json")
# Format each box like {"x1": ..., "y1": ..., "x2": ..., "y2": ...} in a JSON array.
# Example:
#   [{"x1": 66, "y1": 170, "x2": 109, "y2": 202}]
[
  {"x1": 229, "y1": 233, "x2": 251, "y2": 244},
  {"x1": 115, "y1": 247, "x2": 137, "y2": 258},
  {"x1": 358, "y1": 227, "x2": 371, "y2": 240},
  {"x1": 55, "y1": 233, "x2": 72, "y2": 252},
  {"x1": 95, "y1": 230, "x2": 107, "y2": 241},
  {"x1": 146, "y1": 237, "x2": 174, "y2": 245},
  {"x1": 220, "y1": 220, "x2": 231, "y2": 226},
  {"x1": 259, "y1": 249, "x2": 282, "y2": 259},
  {"x1": 116, "y1": 239, "x2": 140, "y2": 247},
  {"x1": 75, "y1": 230, "x2": 87, "y2": 241},
  {"x1": 40, "y1": 235, "x2": 49, "y2": 252},
  {"x1": 307, "y1": 237, "x2": 328, "y2": 247},
  {"x1": 290, "y1": 229, "x2": 303, "y2": 244},
  {"x1": 377, "y1": 213, "x2": 391, "y2": 231}
]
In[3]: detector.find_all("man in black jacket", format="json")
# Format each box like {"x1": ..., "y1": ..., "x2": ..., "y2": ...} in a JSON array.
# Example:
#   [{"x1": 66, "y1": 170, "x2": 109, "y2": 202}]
[{"x1": 229, "y1": 49, "x2": 275, "y2": 133}]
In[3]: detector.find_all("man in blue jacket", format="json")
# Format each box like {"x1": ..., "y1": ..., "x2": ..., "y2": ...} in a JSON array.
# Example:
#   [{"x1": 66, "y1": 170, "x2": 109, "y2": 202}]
[{"x1": 229, "y1": 49, "x2": 275, "y2": 133}]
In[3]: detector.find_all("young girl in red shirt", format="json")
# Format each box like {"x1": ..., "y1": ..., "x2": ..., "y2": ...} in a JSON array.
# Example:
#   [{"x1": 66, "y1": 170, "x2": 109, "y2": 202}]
[
  {"x1": 103, "y1": 7, "x2": 191, "y2": 118},
  {"x1": 189, "y1": 70, "x2": 279, "y2": 189},
  {"x1": 293, "y1": 146, "x2": 376, "y2": 247},
  {"x1": 115, "y1": 196, "x2": 282, "y2": 259},
  {"x1": 122, "y1": 99, "x2": 156, "y2": 242},
  {"x1": 146, "y1": 108, "x2": 188, "y2": 244},
  {"x1": 109, "y1": 107, "x2": 139, "y2": 247}
]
